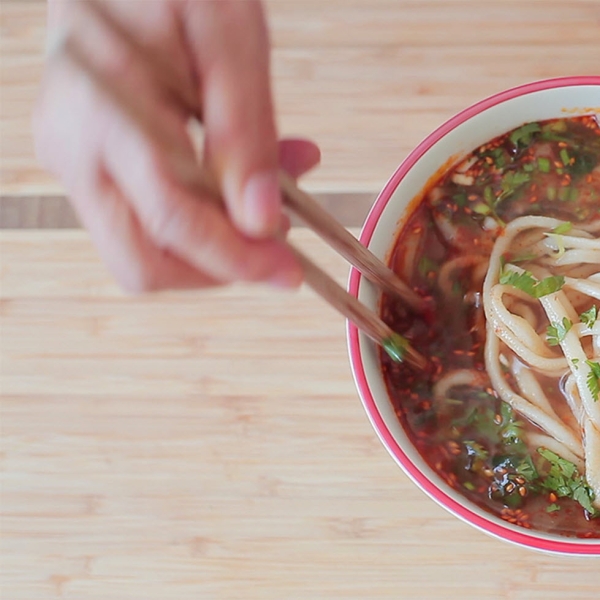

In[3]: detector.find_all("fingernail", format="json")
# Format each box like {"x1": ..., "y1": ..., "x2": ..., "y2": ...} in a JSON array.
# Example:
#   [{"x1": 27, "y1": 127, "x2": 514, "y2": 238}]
[{"x1": 242, "y1": 171, "x2": 281, "y2": 238}]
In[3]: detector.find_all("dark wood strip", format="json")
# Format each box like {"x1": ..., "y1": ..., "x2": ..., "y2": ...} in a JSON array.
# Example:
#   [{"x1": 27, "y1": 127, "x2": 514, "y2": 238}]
[{"x1": 0, "y1": 193, "x2": 376, "y2": 230}]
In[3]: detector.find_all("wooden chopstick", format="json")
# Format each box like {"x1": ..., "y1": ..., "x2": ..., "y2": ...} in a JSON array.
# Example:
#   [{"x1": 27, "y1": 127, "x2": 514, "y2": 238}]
[
  {"x1": 278, "y1": 173, "x2": 423, "y2": 311},
  {"x1": 61, "y1": 29, "x2": 426, "y2": 370}
]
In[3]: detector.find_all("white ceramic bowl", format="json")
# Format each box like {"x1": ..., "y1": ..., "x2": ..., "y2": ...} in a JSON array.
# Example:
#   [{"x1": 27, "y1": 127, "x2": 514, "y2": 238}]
[{"x1": 347, "y1": 76, "x2": 600, "y2": 555}]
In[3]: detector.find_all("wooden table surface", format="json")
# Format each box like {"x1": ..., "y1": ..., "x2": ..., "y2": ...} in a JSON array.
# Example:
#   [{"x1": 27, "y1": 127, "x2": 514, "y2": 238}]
[{"x1": 1, "y1": 1, "x2": 599, "y2": 599}]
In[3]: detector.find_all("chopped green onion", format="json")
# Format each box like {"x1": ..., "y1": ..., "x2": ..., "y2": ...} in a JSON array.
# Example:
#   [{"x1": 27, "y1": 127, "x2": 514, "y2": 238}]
[
  {"x1": 551, "y1": 222, "x2": 572, "y2": 235},
  {"x1": 382, "y1": 333, "x2": 409, "y2": 363},
  {"x1": 537, "y1": 157, "x2": 551, "y2": 173}
]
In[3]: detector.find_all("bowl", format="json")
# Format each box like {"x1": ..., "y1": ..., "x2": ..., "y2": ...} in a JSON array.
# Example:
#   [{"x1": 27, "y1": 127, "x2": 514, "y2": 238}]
[{"x1": 347, "y1": 76, "x2": 600, "y2": 555}]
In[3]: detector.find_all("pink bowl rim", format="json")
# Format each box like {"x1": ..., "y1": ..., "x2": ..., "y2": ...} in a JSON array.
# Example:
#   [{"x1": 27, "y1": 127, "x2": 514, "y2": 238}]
[{"x1": 347, "y1": 76, "x2": 600, "y2": 554}]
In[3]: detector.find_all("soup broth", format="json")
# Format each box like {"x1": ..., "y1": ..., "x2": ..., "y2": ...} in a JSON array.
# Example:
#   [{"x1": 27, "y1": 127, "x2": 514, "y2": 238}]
[{"x1": 381, "y1": 116, "x2": 600, "y2": 538}]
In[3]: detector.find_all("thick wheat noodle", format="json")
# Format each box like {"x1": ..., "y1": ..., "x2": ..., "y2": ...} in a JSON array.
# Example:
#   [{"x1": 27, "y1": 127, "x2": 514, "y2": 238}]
[
  {"x1": 485, "y1": 324, "x2": 584, "y2": 458},
  {"x1": 526, "y1": 432, "x2": 584, "y2": 473},
  {"x1": 584, "y1": 419, "x2": 600, "y2": 509},
  {"x1": 558, "y1": 235, "x2": 600, "y2": 250},
  {"x1": 509, "y1": 301, "x2": 538, "y2": 329},
  {"x1": 512, "y1": 359, "x2": 562, "y2": 422},
  {"x1": 438, "y1": 255, "x2": 486, "y2": 297},
  {"x1": 564, "y1": 277, "x2": 600, "y2": 299},
  {"x1": 400, "y1": 226, "x2": 424, "y2": 281},
  {"x1": 489, "y1": 285, "x2": 556, "y2": 357},
  {"x1": 432, "y1": 369, "x2": 486, "y2": 401},
  {"x1": 555, "y1": 290, "x2": 580, "y2": 323},
  {"x1": 486, "y1": 302, "x2": 569, "y2": 372},
  {"x1": 556, "y1": 249, "x2": 600, "y2": 266},
  {"x1": 562, "y1": 374, "x2": 585, "y2": 425}
]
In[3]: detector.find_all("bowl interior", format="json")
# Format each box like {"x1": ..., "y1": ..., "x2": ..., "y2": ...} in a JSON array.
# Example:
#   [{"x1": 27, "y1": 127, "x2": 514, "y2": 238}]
[{"x1": 350, "y1": 79, "x2": 600, "y2": 553}]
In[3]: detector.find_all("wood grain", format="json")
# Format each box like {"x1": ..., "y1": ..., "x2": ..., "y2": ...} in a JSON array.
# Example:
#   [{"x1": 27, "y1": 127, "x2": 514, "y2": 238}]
[
  {"x1": 1, "y1": 0, "x2": 600, "y2": 196},
  {"x1": 2, "y1": 229, "x2": 600, "y2": 600},
  {"x1": 0, "y1": 193, "x2": 374, "y2": 228},
  {"x1": 2, "y1": 1, "x2": 600, "y2": 598}
]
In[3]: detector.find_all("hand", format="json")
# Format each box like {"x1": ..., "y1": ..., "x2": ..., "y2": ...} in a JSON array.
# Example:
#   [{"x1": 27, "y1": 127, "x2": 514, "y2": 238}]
[{"x1": 34, "y1": 0, "x2": 320, "y2": 291}]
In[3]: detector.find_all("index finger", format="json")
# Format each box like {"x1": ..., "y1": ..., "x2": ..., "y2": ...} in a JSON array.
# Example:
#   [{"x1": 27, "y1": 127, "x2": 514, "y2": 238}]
[{"x1": 184, "y1": 0, "x2": 281, "y2": 239}]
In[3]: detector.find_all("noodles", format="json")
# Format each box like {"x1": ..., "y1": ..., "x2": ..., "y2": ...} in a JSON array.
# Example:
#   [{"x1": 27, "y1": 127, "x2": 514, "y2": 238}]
[
  {"x1": 381, "y1": 115, "x2": 600, "y2": 535},
  {"x1": 483, "y1": 215, "x2": 600, "y2": 509}
]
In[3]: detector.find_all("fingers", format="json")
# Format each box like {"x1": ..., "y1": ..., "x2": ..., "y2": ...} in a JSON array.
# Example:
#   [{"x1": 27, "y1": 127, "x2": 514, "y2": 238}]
[
  {"x1": 278, "y1": 139, "x2": 322, "y2": 180},
  {"x1": 35, "y1": 0, "x2": 324, "y2": 294},
  {"x1": 101, "y1": 109, "x2": 304, "y2": 287},
  {"x1": 73, "y1": 166, "x2": 220, "y2": 293},
  {"x1": 184, "y1": 0, "x2": 281, "y2": 239}
]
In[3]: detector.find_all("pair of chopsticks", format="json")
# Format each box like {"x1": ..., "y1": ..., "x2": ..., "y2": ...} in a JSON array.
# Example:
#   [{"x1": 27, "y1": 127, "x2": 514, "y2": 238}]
[{"x1": 61, "y1": 0, "x2": 426, "y2": 370}]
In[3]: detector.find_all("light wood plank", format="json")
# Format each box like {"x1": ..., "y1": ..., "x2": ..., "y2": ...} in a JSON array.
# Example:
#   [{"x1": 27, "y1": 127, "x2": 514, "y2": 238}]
[
  {"x1": 1, "y1": 229, "x2": 599, "y2": 599},
  {"x1": 1, "y1": 1, "x2": 599, "y2": 196}
]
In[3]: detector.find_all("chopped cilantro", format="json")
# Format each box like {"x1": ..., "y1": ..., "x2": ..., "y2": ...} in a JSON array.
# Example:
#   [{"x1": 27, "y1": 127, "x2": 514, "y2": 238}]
[
  {"x1": 546, "y1": 503, "x2": 561, "y2": 513},
  {"x1": 560, "y1": 148, "x2": 571, "y2": 166},
  {"x1": 514, "y1": 454, "x2": 538, "y2": 481},
  {"x1": 500, "y1": 269, "x2": 565, "y2": 298},
  {"x1": 580, "y1": 306, "x2": 598, "y2": 329},
  {"x1": 546, "y1": 317, "x2": 573, "y2": 346},
  {"x1": 537, "y1": 448, "x2": 598, "y2": 515},
  {"x1": 463, "y1": 481, "x2": 476, "y2": 491},
  {"x1": 586, "y1": 360, "x2": 600, "y2": 401}
]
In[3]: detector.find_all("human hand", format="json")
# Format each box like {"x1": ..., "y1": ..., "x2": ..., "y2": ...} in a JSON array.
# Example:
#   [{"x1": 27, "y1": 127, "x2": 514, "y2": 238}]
[{"x1": 34, "y1": 0, "x2": 320, "y2": 291}]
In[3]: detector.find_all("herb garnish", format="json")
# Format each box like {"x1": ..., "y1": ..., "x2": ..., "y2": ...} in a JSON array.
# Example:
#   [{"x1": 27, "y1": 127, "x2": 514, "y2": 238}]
[
  {"x1": 499, "y1": 269, "x2": 565, "y2": 298},
  {"x1": 537, "y1": 448, "x2": 598, "y2": 515},
  {"x1": 551, "y1": 222, "x2": 572, "y2": 235},
  {"x1": 498, "y1": 171, "x2": 530, "y2": 202},
  {"x1": 382, "y1": 333, "x2": 409, "y2": 363},
  {"x1": 580, "y1": 306, "x2": 598, "y2": 329},
  {"x1": 537, "y1": 157, "x2": 551, "y2": 173},
  {"x1": 586, "y1": 360, "x2": 600, "y2": 402},
  {"x1": 509, "y1": 122, "x2": 541, "y2": 147},
  {"x1": 546, "y1": 317, "x2": 573, "y2": 346}
]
